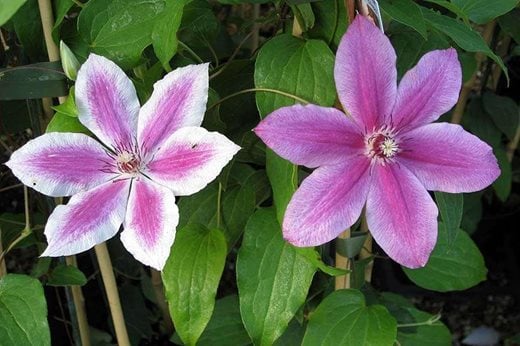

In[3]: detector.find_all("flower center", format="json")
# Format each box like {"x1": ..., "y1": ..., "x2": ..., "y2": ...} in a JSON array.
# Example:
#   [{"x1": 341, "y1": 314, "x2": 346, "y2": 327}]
[
  {"x1": 365, "y1": 129, "x2": 399, "y2": 162},
  {"x1": 116, "y1": 150, "x2": 140, "y2": 174}
]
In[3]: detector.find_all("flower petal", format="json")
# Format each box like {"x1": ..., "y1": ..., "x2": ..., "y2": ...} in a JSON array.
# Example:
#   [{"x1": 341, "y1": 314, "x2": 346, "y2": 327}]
[
  {"x1": 254, "y1": 104, "x2": 364, "y2": 168},
  {"x1": 76, "y1": 54, "x2": 140, "y2": 151},
  {"x1": 399, "y1": 123, "x2": 500, "y2": 193},
  {"x1": 41, "y1": 180, "x2": 130, "y2": 257},
  {"x1": 366, "y1": 164, "x2": 438, "y2": 268},
  {"x1": 391, "y1": 49, "x2": 462, "y2": 130},
  {"x1": 283, "y1": 157, "x2": 370, "y2": 246},
  {"x1": 145, "y1": 126, "x2": 239, "y2": 196},
  {"x1": 137, "y1": 63, "x2": 209, "y2": 155},
  {"x1": 121, "y1": 179, "x2": 178, "y2": 270},
  {"x1": 335, "y1": 15, "x2": 397, "y2": 131},
  {"x1": 5, "y1": 133, "x2": 115, "y2": 197}
]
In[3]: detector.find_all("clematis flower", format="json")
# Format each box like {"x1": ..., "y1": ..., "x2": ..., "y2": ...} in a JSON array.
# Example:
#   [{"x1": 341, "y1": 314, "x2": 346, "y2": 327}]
[
  {"x1": 6, "y1": 54, "x2": 240, "y2": 270},
  {"x1": 254, "y1": 16, "x2": 500, "y2": 268}
]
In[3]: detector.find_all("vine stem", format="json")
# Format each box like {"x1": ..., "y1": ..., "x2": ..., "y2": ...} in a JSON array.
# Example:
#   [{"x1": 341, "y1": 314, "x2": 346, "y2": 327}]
[
  {"x1": 151, "y1": 269, "x2": 173, "y2": 334},
  {"x1": 358, "y1": 213, "x2": 373, "y2": 282},
  {"x1": 207, "y1": 88, "x2": 309, "y2": 112},
  {"x1": 94, "y1": 243, "x2": 130, "y2": 346},
  {"x1": 335, "y1": 229, "x2": 351, "y2": 290},
  {"x1": 37, "y1": 1, "x2": 91, "y2": 344}
]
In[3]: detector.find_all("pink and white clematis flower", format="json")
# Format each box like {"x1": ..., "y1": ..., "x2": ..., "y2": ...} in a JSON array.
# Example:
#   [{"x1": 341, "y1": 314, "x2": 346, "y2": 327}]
[
  {"x1": 6, "y1": 54, "x2": 240, "y2": 270},
  {"x1": 254, "y1": 16, "x2": 500, "y2": 268}
]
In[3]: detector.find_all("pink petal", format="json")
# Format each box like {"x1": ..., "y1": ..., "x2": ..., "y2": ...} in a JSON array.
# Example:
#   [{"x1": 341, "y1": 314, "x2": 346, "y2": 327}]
[
  {"x1": 5, "y1": 133, "x2": 115, "y2": 197},
  {"x1": 366, "y1": 164, "x2": 438, "y2": 268},
  {"x1": 398, "y1": 123, "x2": 500, "y2": 193},
  {"x1": 145, "y1": 126, "x2": 240, "y2": 196},
  {"x1": 335, "y1": 15, "x2": 397, "y2": 131},
  {"x1": 391, "y1": 49, "x2": 462, "y2": 131},
  {"x1": 254, "y1": 104, "x2": 364, "y2": 168},
  {"x1": 41, "y1": 180, "x2": 130, "y2": 257},
  {"x1": 121, "y1": 179, "x2": 178, "y2": 270},
  {"x1": 283, "y1": 156, "x2": 370, "y2": 246},
  {"x1": 75, "y1": 54, "x2": 140, "y2": 151},
  {"x1": 137, "y1": 63, "x2": 209, "y2": 155}
]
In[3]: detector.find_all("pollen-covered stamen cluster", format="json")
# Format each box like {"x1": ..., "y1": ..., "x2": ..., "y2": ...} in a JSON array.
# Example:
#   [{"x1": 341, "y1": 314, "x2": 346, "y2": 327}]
[
  {"x1": 116, "y1": 150, "x2": 141, "y2": 174},
  {"x1": 365, "y1": 127, "x2": 400, "y2": 163}
]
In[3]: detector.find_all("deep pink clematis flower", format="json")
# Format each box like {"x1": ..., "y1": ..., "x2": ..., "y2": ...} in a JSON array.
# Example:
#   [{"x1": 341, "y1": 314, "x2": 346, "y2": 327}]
[
  {"x1": 254, "y1": 16, "x2": 500, "y2": 268},
  {"x1": 6, "y1": 54, "x2": 240, "y2": 270}
]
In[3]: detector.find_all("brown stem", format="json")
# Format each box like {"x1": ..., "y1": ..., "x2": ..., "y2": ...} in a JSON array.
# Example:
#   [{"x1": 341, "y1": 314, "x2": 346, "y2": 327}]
[
  {"x1": 451, "y1": 21, "x2": 496, "y2": 124},
  {"x1": 94, "y1": 243, "x2": 130, "y2": 346},
  {"x1": 151, "y1": 269, "x2": 174, "y2": 334}
]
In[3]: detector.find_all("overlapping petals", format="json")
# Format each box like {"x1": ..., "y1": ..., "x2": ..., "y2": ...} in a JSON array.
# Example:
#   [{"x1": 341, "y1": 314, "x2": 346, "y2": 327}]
[
  {"x1": 6, "y1": 54, "x2": 239, "y2": 270},
  {"x1": 254, "y1": 15, "x2": 499, "y2": 268}
]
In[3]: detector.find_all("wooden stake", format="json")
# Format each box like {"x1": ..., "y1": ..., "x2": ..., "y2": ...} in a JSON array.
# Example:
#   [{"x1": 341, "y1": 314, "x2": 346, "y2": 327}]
[{"x1": 95, "y1": 243, "x2": 130, "y2": 346}]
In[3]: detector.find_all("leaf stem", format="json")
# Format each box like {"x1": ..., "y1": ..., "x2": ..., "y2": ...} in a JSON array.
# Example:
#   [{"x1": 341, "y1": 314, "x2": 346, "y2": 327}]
[
  {"x1": 397, "y1": 313, "x2": 442, "y2": 328},
  {"x1": 151, "y1": 269, "x2": 173, "y2": 334},
  {"x1": 209, "y1": 30, "x2": 255, "y2": 80},
  {"x1": 178, "y1": 41, "x2": 204, "y2": 64},
  {"x1": 217, "y1": 182, "x2": 223, "y2": 230},
  {"x1": 94, "y1": 243, "x2": 130, "y2": 346},
  {"x1": 207, "y1": 88, "x2": 309, "y2": 112}
]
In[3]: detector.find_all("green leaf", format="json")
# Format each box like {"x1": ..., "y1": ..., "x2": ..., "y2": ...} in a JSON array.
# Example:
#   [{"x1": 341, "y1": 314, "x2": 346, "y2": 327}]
[
  {"x1": 178, "y1": 182, "x2": 219, "y2": 229},
  {"x1": 78, "y1": 0, "x2": 167, "y2": 69},
  {"x1": 0, "y1": 0, "x2": 27, "y2": 26},
  {"x1": 0, "y1": 274, "x2": 51, "y2": 345},
  {"x1": 173, "y1": 295, "x2": 252, "y2": 346},
  {"x1": 152, "y1": 0, "x2": 190, "y2": 70},
  {"x1": 482, "y1": 92, "x2": 519, "y2": 141},
  {"x1": 465, "y1": 97, "x2": 502, "y2": 148},
  {"x1": 0, "y1": 62, "x2": 67, "y2": 100},
  {"x1": 423, "y1": 0, "x2": 470, "y2": 24},
  {"x1": 163, "y1": 225, "x2": 227, "y2": 346},
  {"x1": 296, "y1": 247, "x2": 348, "y2": 276},
  {"x1": 380, "y1": 0, "x2": 428, "y2": 39},
  {"x1": 461, "y1": 192, "x2": 483, "y2": 234},
  {"x1": 52, "y1": 87, "x2": 78, "y2": 117},
  {"x1": 379, "y1": 292, "x2": 452, "y2": 346},
  {"x1": 403, "y1": 222, "x2": 487, "y2": 292},
  {"x1": 451, "y1": 0, "x2": 519, "y2": 24},
  {"x1": 498, "y1": 8, "x2": 520, "y2": 45},
  {"x1": 302, "y1": 289, "x2": 397, "y2": 346},
  {"x1": 47, "y1": 264, "x2": 87, "y2": 286},
  {"x1": 178, "y1": 0, "x2": 219, "y2": 46},
  {"x1": 237, "y1": 209, "x2": 316, "y2": 345},
  {"x1": 254, "y1": 34, "x2": 335, "y2": 223},
  {"x1": 434, "y1": 192, "x2": 463, "y2": 247},
  {"x1": 421, "y1": 7, "x2": 508, "y2": 80},
  {"x1": 11, "y1": 0, "x2": 46, "y2": 59},
  {"x1": 291, "y1": 3, "x2": 315, "y2": 32},
  {"x1": 493, "y1": 147, "x2": 512, "y2": 202},
  {"x1": 52, "y1": 0, "x2": 75, "y2": 42},
  {"x1": 309, "y1": 0, "x2": 347, "y2": 49},
  {"x1": 221, "y1": 183, "x2": 255, "y2": 248},
  {"x1": 398, "y1": 309, "x2": 452, "y2": 345},
  {"x1": 46, "y1": 112, "x2": 90, "y2": 134}
]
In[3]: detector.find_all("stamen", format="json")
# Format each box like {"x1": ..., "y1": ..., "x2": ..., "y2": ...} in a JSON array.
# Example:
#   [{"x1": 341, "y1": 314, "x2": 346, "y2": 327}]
[{"x1": 365, "y1": 127, "x2": 400, "y2": 164}]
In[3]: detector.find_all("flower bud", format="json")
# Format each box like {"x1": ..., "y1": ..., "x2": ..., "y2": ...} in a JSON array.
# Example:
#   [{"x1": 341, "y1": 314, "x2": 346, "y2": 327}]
[{"x1": 60, "y1": 41, "x2": 80, "y2": 81}]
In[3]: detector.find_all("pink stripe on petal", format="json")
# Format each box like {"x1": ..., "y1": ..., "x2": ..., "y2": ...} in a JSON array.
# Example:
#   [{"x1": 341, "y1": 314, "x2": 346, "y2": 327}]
[
  {"x1": 41, "y1": 180, "x2": 130, "y2": 257},
  {"x1": 137, "y1": 63, "x2": 209, "y2": 155},
  {"x1": 398, "y1": 123, "x2": 500, "y2": 193},
  {"x1": 145, "y1": 126, "x2": 240, "y2": 196},
  {"x1": 254, "y1": 104, "x2": 364, "y2": 168},
  {"x1": 335, "y1": 15, "x2": 397, "y2": 131},
  {"x1": 283, "y1": 157, "x2": 370, "y2": 246},
  {"x1": 6, "y1": 133, "x2": 116, "y2": 197},
  {"x1": 366, "y1": 164, "x2": 438, "y2": 268},
  {"x1": 391, "y1": 49, "x2": 462, "y2": 131},
  {"x1": 76, "y1": 54, "x2": 140, "y2": 151},
  {"x1": 121, "y1": 179, "x2": 178, "y2": 270}
]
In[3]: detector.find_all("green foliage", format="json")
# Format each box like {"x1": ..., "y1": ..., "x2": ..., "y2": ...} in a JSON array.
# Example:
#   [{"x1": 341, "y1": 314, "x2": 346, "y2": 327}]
[
  {"x1": 47, "y1": 264, "x2": 87, "y2": 286},
  {"x1": 302, "y1": 289, "x2": 397, "y2": 346},
  {"x1": 0, "y1": 0, "x2": 27, "y2": 26},
  {"x1": 237, "y1": 209, "x2": 316, "y2": 345},
  {"x1": 163, "y1": 224, "x2": 227, "y2": 346},
  {"x1": 403, "y1": 222, "x2": 487, "y2": 291},
  {"x1": 0, "y1": 274, "x2": 51, "y2": 346},
  {"x1": 434, "y1": 192, "x2": 463, "y2": 246},
  {"x1": 451, "y1": 0, "x2": 519, "y2": 24},
  {"x1": 380, "y1": 0, "x2": 428, "y2": 39},
  {"x1": 255, "y1": 34, "x2": 335, "y2": 223}
]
